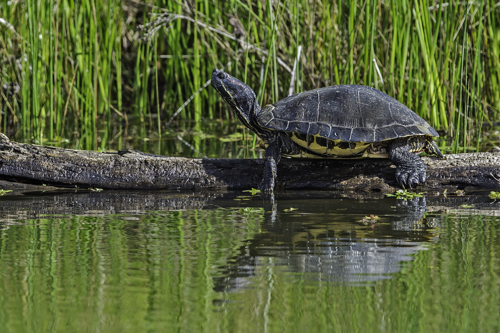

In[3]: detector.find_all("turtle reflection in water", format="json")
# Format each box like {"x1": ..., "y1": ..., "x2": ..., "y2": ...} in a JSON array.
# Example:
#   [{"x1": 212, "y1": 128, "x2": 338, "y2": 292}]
[{"x1": 211, "y1": 69, "x2": 443, "y2": 192}]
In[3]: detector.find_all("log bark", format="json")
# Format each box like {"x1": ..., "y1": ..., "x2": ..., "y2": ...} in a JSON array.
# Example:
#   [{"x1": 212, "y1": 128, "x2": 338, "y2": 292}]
[{"x1": 1, "y1": 133, "x2": 499, "y2": 192}]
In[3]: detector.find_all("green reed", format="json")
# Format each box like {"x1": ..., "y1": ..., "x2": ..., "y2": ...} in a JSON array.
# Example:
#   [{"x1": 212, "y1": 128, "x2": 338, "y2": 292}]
[{"x1": 0, "y1": 0, "x2": 499, "y2": 152}]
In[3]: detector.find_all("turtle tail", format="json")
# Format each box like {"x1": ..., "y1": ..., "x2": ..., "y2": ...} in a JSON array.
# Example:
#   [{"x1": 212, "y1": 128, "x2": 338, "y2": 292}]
[{"x1": 425, "y1": 139, "x2": 444, "y2": 158}]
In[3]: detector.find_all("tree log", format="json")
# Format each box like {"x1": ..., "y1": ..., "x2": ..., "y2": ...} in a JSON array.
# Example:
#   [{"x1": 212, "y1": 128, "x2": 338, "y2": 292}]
[{"x1": 0, "y1": 133, "x2": 499, "y2": 192}]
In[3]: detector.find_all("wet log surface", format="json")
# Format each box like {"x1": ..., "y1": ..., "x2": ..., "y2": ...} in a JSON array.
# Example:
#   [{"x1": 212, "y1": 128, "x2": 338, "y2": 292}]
[{"x1": 1, "y1": 133, "x2": 499, "y2": 192}]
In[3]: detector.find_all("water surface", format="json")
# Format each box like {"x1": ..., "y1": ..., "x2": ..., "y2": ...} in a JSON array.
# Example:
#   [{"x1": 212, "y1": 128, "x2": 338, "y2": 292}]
[{"x1": 0, "y1": 191, "x2": 499, "y2": 332}]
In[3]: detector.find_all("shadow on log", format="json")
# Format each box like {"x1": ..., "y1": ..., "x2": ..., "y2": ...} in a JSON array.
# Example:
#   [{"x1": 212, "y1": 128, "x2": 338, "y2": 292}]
[{"x1": 1, "y1": 133, "x2": 499, "y2": 192}]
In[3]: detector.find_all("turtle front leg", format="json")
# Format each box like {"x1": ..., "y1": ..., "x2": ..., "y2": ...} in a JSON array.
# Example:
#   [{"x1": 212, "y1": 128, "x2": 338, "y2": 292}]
[
  {"x1": 388, "y1": 138, "x2": 427, "y2": 188},
  {"x1": 259, "y1": 142, "x2": 281, "y2": 193},
  {"x1": 259, "y1": 134, "x2": 301, "y2": 193}
]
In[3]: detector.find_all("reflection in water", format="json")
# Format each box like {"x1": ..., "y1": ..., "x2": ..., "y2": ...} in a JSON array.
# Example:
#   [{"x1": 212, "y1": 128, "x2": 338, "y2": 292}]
[{"x1": 214, "y1": 197, "x2": 436, "y2": 291}]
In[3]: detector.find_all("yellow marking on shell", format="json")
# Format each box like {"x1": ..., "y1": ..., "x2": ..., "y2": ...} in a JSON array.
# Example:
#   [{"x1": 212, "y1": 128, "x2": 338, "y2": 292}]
[
  {"x1": 284, "y1": 150, "x2": 389, "y2": 159},
  {"x1": 289, "y1": 133, "x2": 370, "y2": 156}
]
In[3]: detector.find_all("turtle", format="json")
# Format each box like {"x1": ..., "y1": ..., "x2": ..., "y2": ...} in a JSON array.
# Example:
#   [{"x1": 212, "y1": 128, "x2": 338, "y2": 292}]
[{"x1": 210, "y1": 69, "x2": 443, "y2": 192}]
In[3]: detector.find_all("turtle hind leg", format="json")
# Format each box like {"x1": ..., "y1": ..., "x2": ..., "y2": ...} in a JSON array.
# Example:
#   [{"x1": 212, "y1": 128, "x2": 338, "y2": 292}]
[
  {"x1": 425, "y1": 139, "x2": 444, "y2": 158},
  {"x1": 388, "y1": 138, "x2": 427, "y2": 188}
]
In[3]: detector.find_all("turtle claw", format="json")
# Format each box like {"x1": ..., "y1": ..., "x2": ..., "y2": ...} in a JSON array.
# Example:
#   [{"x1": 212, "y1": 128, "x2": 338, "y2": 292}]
[
  {"x1": 395, "y1": 168, "x2": 426, "y2": 189},
  {"x1": 396, "y1": 173, "x2": 407, "y2": 188}
]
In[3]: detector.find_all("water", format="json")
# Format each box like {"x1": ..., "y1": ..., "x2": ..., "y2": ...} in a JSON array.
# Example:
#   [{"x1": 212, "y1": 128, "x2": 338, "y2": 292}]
[{"x1": 0, "y1": 190, "x2": 499, "y2": 332}]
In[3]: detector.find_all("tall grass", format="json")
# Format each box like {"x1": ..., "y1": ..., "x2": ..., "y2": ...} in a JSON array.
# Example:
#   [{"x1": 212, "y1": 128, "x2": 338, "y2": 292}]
[{"x1": 0, "y1": 0, "x2": 499, "y2": 152}]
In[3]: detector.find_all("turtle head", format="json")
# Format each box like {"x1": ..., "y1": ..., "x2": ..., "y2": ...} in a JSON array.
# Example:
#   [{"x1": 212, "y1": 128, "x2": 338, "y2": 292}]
[{"x1": 211, "y1": 69, "x2": 260, "y2": 129}]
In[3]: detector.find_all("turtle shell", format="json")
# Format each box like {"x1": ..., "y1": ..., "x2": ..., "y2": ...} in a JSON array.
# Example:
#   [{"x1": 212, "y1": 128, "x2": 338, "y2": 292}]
[{"x1": 256, "y1": 85, "x2": 438, "y2": 143}]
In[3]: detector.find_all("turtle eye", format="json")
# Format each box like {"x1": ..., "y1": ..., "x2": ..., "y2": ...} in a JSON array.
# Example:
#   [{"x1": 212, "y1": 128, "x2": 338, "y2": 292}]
[{"x1": 217, "y1": 72, "x2": 226, "y2": 80}]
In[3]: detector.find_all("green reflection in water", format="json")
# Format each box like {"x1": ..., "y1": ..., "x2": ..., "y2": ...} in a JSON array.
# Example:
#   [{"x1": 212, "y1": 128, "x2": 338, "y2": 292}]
[{"x1": 0, "y1": 204, "x2": 498, "y2": 332}]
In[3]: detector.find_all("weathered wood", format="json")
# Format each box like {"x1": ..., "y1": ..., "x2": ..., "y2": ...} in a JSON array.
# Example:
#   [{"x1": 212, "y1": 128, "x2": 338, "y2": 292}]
[{"x1": 1, "y1": 133, "x2": 499, "y2": 191}]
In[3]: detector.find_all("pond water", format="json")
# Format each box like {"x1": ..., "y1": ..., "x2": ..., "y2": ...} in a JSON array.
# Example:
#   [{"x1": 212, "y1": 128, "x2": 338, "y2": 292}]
[{"x1": 0, "y1": 190, "x2": 499, "y2": 332}]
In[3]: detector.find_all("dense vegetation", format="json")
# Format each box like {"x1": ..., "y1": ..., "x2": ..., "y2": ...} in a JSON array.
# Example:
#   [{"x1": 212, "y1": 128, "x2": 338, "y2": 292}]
[{"x1": 0, "y1": 0, "x2": 498, "y2": 152}]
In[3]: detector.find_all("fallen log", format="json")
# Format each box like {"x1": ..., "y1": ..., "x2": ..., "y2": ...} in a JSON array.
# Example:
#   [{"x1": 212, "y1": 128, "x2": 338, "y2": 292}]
[{"x1": 0, "y1": 133, "x2": 499, "y2": 192}]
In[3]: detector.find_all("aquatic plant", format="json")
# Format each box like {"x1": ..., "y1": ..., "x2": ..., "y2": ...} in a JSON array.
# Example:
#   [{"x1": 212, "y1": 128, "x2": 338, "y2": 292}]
[
  {"x1": 489, "y1": 191, "x2": 500, "y2": 201},
  {"x1": 386, "y1": 189, "x2": 425, "y2": 200}
]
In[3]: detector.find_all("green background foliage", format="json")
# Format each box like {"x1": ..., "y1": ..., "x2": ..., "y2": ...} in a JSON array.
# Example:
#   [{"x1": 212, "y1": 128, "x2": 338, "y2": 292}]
[{"x1": 0, "y1": 0, "x2": 498, "y2": 152}]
